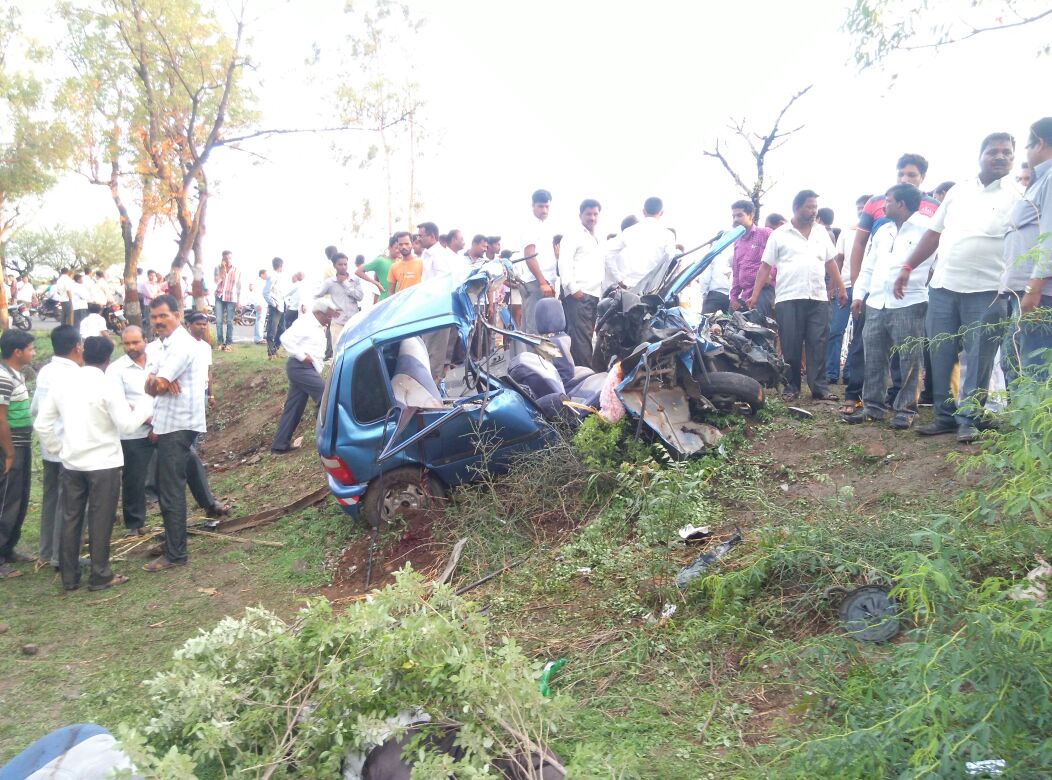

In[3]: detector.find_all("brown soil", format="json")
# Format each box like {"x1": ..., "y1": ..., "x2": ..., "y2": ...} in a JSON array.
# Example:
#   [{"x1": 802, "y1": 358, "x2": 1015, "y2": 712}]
[
  {"x1": 198, "y1": 371, "x2": 287, "y2": 468},
  {"x1": 321, "y1": 509, "x2": 447, "y2": 602}
]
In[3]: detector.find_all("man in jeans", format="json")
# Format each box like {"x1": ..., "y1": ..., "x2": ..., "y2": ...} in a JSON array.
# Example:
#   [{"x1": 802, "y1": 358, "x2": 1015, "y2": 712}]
[
  {"x1": 263, "y1": 256, "x2": 286, "y2": 359},
  {"x1": 142, "y1": 294, "x2": 207, "y2": 571},
  {"x1": 214, "y1": 250, "x2": 241, "y2": 352},
  {"x1": 1002, "y1": 117, "x2": 1052, "y2": 381},
  {"x1": 844, "y1": 185, "x2": 934, "y2": 429},
  {"x1": 895, "y1": 133, "x2": 1022, "y2": 442}
]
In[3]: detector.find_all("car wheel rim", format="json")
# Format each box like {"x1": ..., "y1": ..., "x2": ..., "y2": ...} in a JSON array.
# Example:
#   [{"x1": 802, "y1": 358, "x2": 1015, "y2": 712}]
[{"x1": 381, "y1": 483, "x2": 428, "y2": 520}]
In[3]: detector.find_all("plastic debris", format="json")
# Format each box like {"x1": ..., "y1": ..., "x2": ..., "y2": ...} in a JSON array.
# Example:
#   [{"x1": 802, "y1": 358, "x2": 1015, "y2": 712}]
[
  {"x1": 965, "y1": 759, "x2": 1006, "y2": 776},
  {"x1": 1009, "y1": 556, "x2": 1050, "y2": 603},
  {"x1": 677, "y1": 524, "x2": 711, "y2": 544},
  {"x1": 675, "y1": 531, "x2": 743, "y2": 589},
  {"x1": 838, "y1": 585, "x2": 899, "y2": 643},
  {"x1": 538, "y1": 658, "x2": 566, "y2": 697}
]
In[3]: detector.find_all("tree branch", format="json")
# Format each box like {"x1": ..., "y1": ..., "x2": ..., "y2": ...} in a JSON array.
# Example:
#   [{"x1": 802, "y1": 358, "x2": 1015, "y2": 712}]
[{"x1": 901, "y1": 8, "x2": 1052, "y2": 50}]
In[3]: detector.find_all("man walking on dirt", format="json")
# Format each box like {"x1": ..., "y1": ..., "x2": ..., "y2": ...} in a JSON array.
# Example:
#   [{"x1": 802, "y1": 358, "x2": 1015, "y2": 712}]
[
  {"x1": 271, "y1": 298, "x2": 338, "y2": 454},
  {"x1": 142, "y1": 294, "x2": 208, "y2": 571}
]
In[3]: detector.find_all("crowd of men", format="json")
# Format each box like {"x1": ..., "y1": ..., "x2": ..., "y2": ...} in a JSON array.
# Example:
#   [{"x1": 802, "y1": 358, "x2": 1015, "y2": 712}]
[
  {"x1": 1, "y1": 117, "x2": 1049, "y2": 587},
  {"x1": 0, "y1": 296, "x2": 228, "y2": 586}
]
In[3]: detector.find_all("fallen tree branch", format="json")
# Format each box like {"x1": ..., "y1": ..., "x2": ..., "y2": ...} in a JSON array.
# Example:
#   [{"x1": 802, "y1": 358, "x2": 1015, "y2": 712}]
[
  {"x1": 214, "y1": 487, "x2": 331, "y2": 533},
  {"x1": 188, "y1": 528, "x2": 284, "y2": 547},
  {"x1": 454, "y1": 556, "x2": 530, "y2": 596},
  {"x1": 433, "y1": 538, "x2": 468, "y2": 587}
]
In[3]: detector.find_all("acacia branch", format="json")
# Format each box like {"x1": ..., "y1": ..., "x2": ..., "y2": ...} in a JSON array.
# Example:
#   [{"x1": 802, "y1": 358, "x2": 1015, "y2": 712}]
[
  {"x1": 702, "y1": 141, "x2": 752, "y2": 199},
  {"x1": 901, "y1": 8, "x2": 1052, "y2": 50}
]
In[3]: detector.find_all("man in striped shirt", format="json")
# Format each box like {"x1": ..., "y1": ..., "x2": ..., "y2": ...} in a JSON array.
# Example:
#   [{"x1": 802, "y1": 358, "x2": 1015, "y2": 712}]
[
  {"x1": 143, "y1": 294, "x2": 208, "y2": 571},
  {"x1": 0, "y1": 330, "x2": 36, "y2": 579}
]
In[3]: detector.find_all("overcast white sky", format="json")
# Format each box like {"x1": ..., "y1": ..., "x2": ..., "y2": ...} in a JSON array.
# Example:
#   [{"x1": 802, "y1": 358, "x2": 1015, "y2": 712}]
[{"x1": 16, "y1": 0, "x2": 1051, "y2": 278}]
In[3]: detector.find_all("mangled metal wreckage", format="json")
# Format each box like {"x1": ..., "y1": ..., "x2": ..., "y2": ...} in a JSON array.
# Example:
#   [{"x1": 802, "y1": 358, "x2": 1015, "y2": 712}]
[{"x1": 317, "y1": 226, "x2": 785, "y2": 525}]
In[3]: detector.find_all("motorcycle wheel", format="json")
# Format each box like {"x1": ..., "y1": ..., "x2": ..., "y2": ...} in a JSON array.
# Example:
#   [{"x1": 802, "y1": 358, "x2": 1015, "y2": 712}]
[
  {"x1": 15, "y1": 315, "x2": 31, "y2": 330},
  {"x1": 697, "y1": 371, "x2": 765, "y2": 416}
]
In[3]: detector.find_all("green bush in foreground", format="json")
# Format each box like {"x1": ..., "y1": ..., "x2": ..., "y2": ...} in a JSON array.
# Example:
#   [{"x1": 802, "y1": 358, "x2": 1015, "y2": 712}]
[{"x1": 114, "y1": 570, "x2": 569, "y2": 779}]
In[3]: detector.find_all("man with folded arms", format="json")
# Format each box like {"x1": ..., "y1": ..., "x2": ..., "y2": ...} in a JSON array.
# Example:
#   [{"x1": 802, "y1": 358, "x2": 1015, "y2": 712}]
[{"x1": 34, "y1": 336, "x2": 152, "y2": 591}]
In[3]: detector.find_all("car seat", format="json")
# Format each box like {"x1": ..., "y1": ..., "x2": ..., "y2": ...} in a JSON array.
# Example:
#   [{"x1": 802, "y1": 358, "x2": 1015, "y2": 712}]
[
  {"x1": 508, "y1": 299, "x2": 607, "y2": 409},
  {"x1": 390, "y1": 336, "x2": 444, "y2": 410}
]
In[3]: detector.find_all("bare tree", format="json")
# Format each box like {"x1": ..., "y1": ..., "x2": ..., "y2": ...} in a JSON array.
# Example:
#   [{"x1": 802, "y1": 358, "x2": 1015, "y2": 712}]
[{"x1": 702, "y1": 85, "x2": 812, "y2": 221}]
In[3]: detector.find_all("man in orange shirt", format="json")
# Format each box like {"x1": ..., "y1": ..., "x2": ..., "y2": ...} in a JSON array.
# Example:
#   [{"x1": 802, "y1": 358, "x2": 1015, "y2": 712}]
[{"x1": 388, "y1": 231, "x2": 423, "y2": 294}]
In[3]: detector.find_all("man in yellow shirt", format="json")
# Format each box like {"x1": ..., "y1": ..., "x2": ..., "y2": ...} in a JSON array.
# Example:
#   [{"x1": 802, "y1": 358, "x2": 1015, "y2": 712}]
[{"x1": 388, "y1": 231, "x2": 423, "y2": 294}]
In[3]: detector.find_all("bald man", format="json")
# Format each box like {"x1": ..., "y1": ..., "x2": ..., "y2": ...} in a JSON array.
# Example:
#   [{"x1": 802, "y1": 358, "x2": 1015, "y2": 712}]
[{"x1": 106, "y1": 327, "x2": 155, "y2": 536}]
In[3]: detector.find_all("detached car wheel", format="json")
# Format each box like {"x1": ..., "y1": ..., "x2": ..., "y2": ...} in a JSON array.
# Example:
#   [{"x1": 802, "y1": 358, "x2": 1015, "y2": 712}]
[
  {"x1": 697, "y1": 371, "x2": 765, "y2": 415},
  {"x1": 361, "y1": 466, "x2": 445, "y2": 528}
]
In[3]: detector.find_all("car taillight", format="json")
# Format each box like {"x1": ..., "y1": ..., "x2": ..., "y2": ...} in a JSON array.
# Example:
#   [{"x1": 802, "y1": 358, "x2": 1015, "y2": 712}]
[{"x1": 320, "y1": 455, "x2": 355, "y2": 484}]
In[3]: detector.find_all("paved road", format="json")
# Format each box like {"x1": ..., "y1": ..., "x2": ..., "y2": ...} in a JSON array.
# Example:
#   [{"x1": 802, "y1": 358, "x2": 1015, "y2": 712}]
[{"x1": 29, "y1": 314, "x2": 260, "y2": 343}]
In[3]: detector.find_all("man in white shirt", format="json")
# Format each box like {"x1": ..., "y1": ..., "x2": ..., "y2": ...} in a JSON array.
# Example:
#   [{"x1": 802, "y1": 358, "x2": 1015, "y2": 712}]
[
  {"x1": 845, "y1": 185, "x2": 934, "y2": 428},
  {"x1": 419, "y1": 221, "x2": 461, "y2": 281},
  {"x1": 71, "y1": 273, "x2": 90, "y2": 328},
  {"x1": 271, "y1": 297, "x2": 338, "y2": 454},
  {"x1": 559, "y1": 199, "x2": 604, "y2": 366},
  {"x1": 108, "y1": 326, "x2": 155, "y2": 537},
  {"x1": 29, "y1": 326, "x2": 84, "y2": 567},
  {"x1": 605, "y1": 197, "x2": 678, "y2": 291},
  {"x1": 143, "y1": 294, "x2": 208, "y2": 571},
  {"x1": 34, "y1": 336, "x2": 152, "y2": 591},
  {"x1": 697, "y1": 244, "x2": 733, "y2": 315},
  {"x1": 54, "y1": 267, "x2": 75, "y2": 325},
  {"x1": 284, "y1": 270, "x2": 305, "y2": 328},
  {"x1": 895, "y1": 132, "x2": 1022, "y2": 441},
  {"x1": 519, "y1": 190, "x2": 559, "y2": 341},
  {"x1": 185, "y1": 313, "x2": 229, "y2": 520},
  {"x1": 14, "y1": 275, "x2": 35, "y2": 306},
  {"x1": 749, "y1": 189, "x2": 848, "y2": 401}
]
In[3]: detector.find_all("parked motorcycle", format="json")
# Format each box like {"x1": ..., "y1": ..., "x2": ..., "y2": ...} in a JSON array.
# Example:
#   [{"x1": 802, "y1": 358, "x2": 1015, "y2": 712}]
[
  {"x1": 105, "y1": 302, "x2": 127, "y2": 333},
  {"x1": 234, "y1": 303, "x2": 257, "y2": 327},
  {"x1": 7, "y1": 304, "x2": 31, "y2": 331}
]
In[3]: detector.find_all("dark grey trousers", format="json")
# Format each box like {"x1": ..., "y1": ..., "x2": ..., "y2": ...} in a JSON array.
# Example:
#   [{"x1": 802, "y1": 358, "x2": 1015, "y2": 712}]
[
  {"x1": 861, "y1": 303, "x2": 926, "y2": 418},
  {"x1": 272, "y1": 359, "x2": 325, "y2": 452},
  {"x1": 926, "y1": 287, "x2": 1007, "y2": 427},
  {"x1": 59, "y1": 466, "x2": 120, "y2": 589},
  {"x1": 266, "y1": 305, "x2": 286, "y2": 356},
  {"x1": 0, "y1": 445, "x2": 32, "y2": 561},
  {"x1": 39, "y1": 459, "x2": 64, "y2": 565},
  {"x1": 156, "y1": 430, "x2": 194, "y2": 564},
  {"x1": 562, "y1": 293, "x2": 598, "y2": 368},
  {"x1": 120, "y1": 437, "x2": 155, "y2": 530},
  {"x1": 775, "y1": 298, "x2": 831, "y2": 397}
]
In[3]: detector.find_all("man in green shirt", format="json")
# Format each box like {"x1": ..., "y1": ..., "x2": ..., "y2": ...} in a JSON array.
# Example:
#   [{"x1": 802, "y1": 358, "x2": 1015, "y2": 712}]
[
  {"x1": 358, "y1": 235, "x2": 398, "y2": 301},
  {"x1": 0, "y1": 329, "x2": 36, "y2": 579}
]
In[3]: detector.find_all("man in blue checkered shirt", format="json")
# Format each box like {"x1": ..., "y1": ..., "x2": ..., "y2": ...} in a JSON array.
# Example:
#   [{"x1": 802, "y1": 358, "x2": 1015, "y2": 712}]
[{"x1": 142, "y1": 294, "x2": 207, "y2": 571}]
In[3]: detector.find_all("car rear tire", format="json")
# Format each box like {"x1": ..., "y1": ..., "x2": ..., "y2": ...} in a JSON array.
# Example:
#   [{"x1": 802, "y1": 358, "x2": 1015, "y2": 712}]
[
  {"x1": 360, "y1": 466, "x2": 445, "y2": 528},
  {"x1": 697, "y1": 371, "x2": 765, "y2": 415}
]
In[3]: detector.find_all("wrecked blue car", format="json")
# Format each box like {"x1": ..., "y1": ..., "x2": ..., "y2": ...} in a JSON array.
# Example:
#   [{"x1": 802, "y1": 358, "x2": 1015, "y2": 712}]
[
  {"x1": 318, "y1": 226, "x2": 780, "y2": 526},
  {"x1": 316, "y1": 267, "x2": 558, "y2": 526}
]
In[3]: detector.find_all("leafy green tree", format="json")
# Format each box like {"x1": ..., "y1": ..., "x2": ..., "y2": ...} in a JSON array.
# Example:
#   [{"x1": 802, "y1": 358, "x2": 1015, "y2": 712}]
[
  {"x1": 3, "y1": 226, "x2": 70, "y2": 279},
  {"x1": 62, "y1": 0, "x2": 258, "y2": 320},
  {"x1": 845, "y1": 0, "x2": 1052, "y2": 68},
  {"x1": 0, "y1": 7, "x2": 73, "y2": 325}
]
